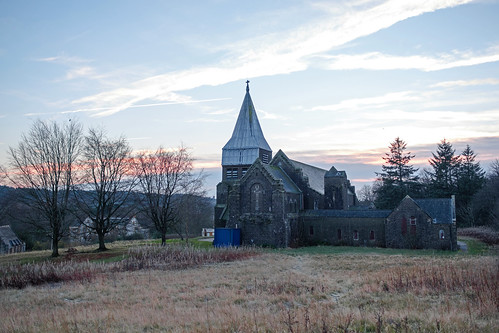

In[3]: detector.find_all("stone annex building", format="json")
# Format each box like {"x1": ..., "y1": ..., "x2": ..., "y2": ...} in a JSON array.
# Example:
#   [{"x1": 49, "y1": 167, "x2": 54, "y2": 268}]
[{"x1": 215, "y1": 82, "x2": 457, "y2": 251}]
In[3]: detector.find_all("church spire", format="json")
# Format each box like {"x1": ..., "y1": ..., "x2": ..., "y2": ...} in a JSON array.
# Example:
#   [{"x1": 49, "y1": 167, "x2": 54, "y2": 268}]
[{"x1": 221, "y1": 82, "x2": 272, "y2": 179}]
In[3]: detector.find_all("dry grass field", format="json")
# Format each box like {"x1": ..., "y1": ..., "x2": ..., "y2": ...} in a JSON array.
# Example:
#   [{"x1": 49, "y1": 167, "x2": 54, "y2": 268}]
[{"x1": 0, "y1": 241, "x2": 497, "y2": 332}]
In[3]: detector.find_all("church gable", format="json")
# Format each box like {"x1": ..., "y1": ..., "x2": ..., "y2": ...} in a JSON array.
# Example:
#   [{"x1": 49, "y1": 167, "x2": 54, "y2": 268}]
[
  {"x1": 239, "y1": 159, "x2": 277, "y2": 214},
  {"x1": 269, "y1": 150, "x2": 325, "y2": 209}
]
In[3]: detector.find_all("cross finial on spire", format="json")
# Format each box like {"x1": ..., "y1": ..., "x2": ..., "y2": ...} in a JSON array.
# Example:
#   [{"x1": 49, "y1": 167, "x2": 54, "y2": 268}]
[{"x1": 246, "y1": 80, "x2": 250, "y2": 92}]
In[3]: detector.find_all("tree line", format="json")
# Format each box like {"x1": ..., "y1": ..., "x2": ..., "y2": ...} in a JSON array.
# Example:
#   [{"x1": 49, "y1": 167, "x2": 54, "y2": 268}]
[
  {"x1": 362, "y1": 137, "x2": 498, "y2": 229},
  {"x1": 0, "y1": 120, "x2": 207, "y2": 257}
]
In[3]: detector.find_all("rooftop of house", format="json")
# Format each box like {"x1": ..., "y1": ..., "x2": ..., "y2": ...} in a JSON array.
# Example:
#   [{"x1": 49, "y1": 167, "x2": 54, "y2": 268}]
[
  {"x1": 0, "y1": 225, "x2": 24, "y2": 246},
  {"x1": 414, "y1": 198, "x2": 455, "y2": 224}
]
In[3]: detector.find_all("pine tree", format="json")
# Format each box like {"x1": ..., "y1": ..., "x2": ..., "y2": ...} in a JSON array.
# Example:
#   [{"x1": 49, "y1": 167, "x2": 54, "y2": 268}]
[
  {"x1": 427, "y1": 139, "x2": 461, "y2": 198},
  {"x1": 374, "y1": 137, "x2": 419, "y2": 209},
  {"x1": 456, "y1": 145, "x2": 485, "y2": 226},
  {"x1": 378, "y1": 137, "x2": 419, "y2": 185},
  {"x1": 458, "y1": 145, "x2": 485, "y2": 200}
]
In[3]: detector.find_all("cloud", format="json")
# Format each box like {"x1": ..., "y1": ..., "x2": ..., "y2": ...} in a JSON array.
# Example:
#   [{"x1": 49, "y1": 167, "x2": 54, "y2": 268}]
[
  {"x1": 128, "y1": 137, "x2": 152, "y2": 141},
  {"x1": 186, "y1": 118, "x2": 233, "y2": 123},
  {"x1": 319, "y1": 47, "x2": 499, "y2": 72},
  {"x1": 431, "y1": 78, "x2": 499, "y2": 88},
  {"x1": 258, "y1": 109, "x2": 287, "y2": 120},
  {"x1": 205, "y1": 108, "x2": 235, "y2": 116},
  {"x1": 65, "y1": 66, "x2": 96, "y2": 80},
  {"x1": 35, "y1": 54, "x2": 108, "y2": 82},
  {"x1": 67, "y1": 0, "x2": 471, "y2": 117},
  {"x1": 193, "y1": 160, "x2": 220, "y2": 169},
  {"x1": 63, "y1": 97, "x2": 231, "y2": 116},
  {"x1": 36, "y1": 55, "x2": 90, "y2": 64},
  {"x1": 307, "y1": 91, "x2": 422, "y2": 112}
]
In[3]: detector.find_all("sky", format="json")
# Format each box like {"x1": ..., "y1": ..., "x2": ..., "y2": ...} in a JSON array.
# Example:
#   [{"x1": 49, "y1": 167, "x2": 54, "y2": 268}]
[{"x1": 1, "y1": 0, "x2": 498, "y2": 196}]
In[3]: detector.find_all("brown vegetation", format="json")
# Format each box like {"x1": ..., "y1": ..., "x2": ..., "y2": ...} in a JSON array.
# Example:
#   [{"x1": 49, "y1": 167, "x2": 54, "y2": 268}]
[
  {"x1": 1, "y1": 244, "x2": 497, "y2": 332},
  {"x1": 458, "y1": 227, "x2": 499, "y2": 245},
  {"x1": 0, "y1": 245, "x2": 258, "y2": 289}
]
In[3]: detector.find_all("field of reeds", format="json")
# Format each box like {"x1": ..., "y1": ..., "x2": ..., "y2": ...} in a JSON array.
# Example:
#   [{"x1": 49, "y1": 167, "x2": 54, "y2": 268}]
[{"x1": 0, "y1": 240, "x2": 497, "y2": 332}]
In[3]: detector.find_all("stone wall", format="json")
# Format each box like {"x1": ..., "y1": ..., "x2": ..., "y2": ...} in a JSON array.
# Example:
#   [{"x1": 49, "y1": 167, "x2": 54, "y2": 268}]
[{"x1": 298, "y1": 215, "x2": 386, "y2": 247}]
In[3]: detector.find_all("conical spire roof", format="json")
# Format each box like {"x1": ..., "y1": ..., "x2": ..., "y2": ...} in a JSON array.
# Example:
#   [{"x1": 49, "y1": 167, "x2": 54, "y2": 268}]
[{"x1": 222, "y1": 81, "x2": 272, "y2": 166}]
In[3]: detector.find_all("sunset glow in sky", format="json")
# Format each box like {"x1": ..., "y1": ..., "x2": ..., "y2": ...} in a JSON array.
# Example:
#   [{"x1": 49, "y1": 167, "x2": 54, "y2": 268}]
[{"x1": 1, "y1": 0, "x2": 498, "y2": 195}]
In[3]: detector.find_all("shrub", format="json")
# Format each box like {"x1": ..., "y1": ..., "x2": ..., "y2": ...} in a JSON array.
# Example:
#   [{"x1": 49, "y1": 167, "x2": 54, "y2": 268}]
[
  {"x1": 0, "y1": 244, "x2": 259, "y2": 290},
  {"x1": 458, "y1": 227, "x2": 499, "y2": 245},
  {"x1": 120, "y1": 244, "x2": 259, "y2": 271},
  {"x1": 0, "y1": 260, "x2": 98, "y2": 289}
]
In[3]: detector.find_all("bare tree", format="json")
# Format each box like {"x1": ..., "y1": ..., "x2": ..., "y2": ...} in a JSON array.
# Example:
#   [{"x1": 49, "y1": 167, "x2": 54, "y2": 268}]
[
  {"x1": 136, "y1": 146, "x2": 205, "y2": 245},
  {"x1": 357, "y1": 184, "x2": 376, "y2": 203},
  {"x1": 74, "y1": 128, "x2": 137, "y2": 251},
  {"x1": 7, "y1": 120, "x2": 82, "y2": 257}
]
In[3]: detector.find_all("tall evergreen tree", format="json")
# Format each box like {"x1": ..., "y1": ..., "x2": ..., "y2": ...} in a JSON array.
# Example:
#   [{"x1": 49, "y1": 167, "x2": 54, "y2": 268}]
[
  {"x1": 374, "y1": 137, "x2": 419, "y2": 209},
  {"x1": 456, "y1": 145, "x2": 486, "y2": 226},
  {"x1": 427, "y1": 139, "x2": 461, "y2": 198},
  {"x1": 378, "y1": 137, "x2": 419, "y2": 185},
  {"x1": 457, "y1": 145, "x2": 485, "y2": 202}
]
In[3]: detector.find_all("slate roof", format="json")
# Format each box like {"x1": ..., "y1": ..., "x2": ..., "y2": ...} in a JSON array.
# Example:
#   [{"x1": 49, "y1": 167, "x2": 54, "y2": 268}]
[
  {"x1": 414, "y1": 198, "x2": 455, "y2": 224},
  {"x1": 222, "y1": 82, "x2": 272, "y2": 166},
  {"x1": 325, "y1": 166, "x2": 347, "y2": 178},
  {"x1": 289, "y1": 159, "x2": 327, "y2": 195},
  {"x1": 0, "y1": 225, "x2": 24, "y2": 247},
  {"x1": 301, "y1": 209, "x2": 392, "y2": 218},
  {"x1": 264, "y1": 165, "x2": 301, "y2": 194}
]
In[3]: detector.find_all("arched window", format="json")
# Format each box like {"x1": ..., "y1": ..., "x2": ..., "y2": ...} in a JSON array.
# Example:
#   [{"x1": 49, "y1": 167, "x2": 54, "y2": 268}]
[
  {"x1": 251, "y1": 183, "x2": 263, "y2": 212},
  {"x1": 439, "y1": 230, "x2": 445, "y2": 239}
]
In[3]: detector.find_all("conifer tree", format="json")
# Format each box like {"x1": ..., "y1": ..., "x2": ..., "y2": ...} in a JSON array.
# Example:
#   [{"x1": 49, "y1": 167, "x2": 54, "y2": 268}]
[
  {"x1": 374, "y1": 137, "x2": 419, "y2": 209},
  {"x1": 427, "y1": 139, "x2": 461, "y2": 198},
  {"x1": 456, "y1": 145, "x2": 485, "y2": 226},
  {"x1": 457, "y1": 145, "x2": 485, "y2": 201},
  {"x1": 378, "y1": 137, "x2": 419, "y2": 185}
]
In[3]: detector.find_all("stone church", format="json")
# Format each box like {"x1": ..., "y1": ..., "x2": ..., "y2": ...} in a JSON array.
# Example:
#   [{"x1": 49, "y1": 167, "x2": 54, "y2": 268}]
[{"x1": 215, "y1": 82, "x2": 457, "y2": 251}]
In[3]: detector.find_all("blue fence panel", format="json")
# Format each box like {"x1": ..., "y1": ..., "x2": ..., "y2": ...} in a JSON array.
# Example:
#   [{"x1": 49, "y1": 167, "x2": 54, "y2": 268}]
[{"x1": 213, "y1": 228, "x2": 241, "y2": 247}]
